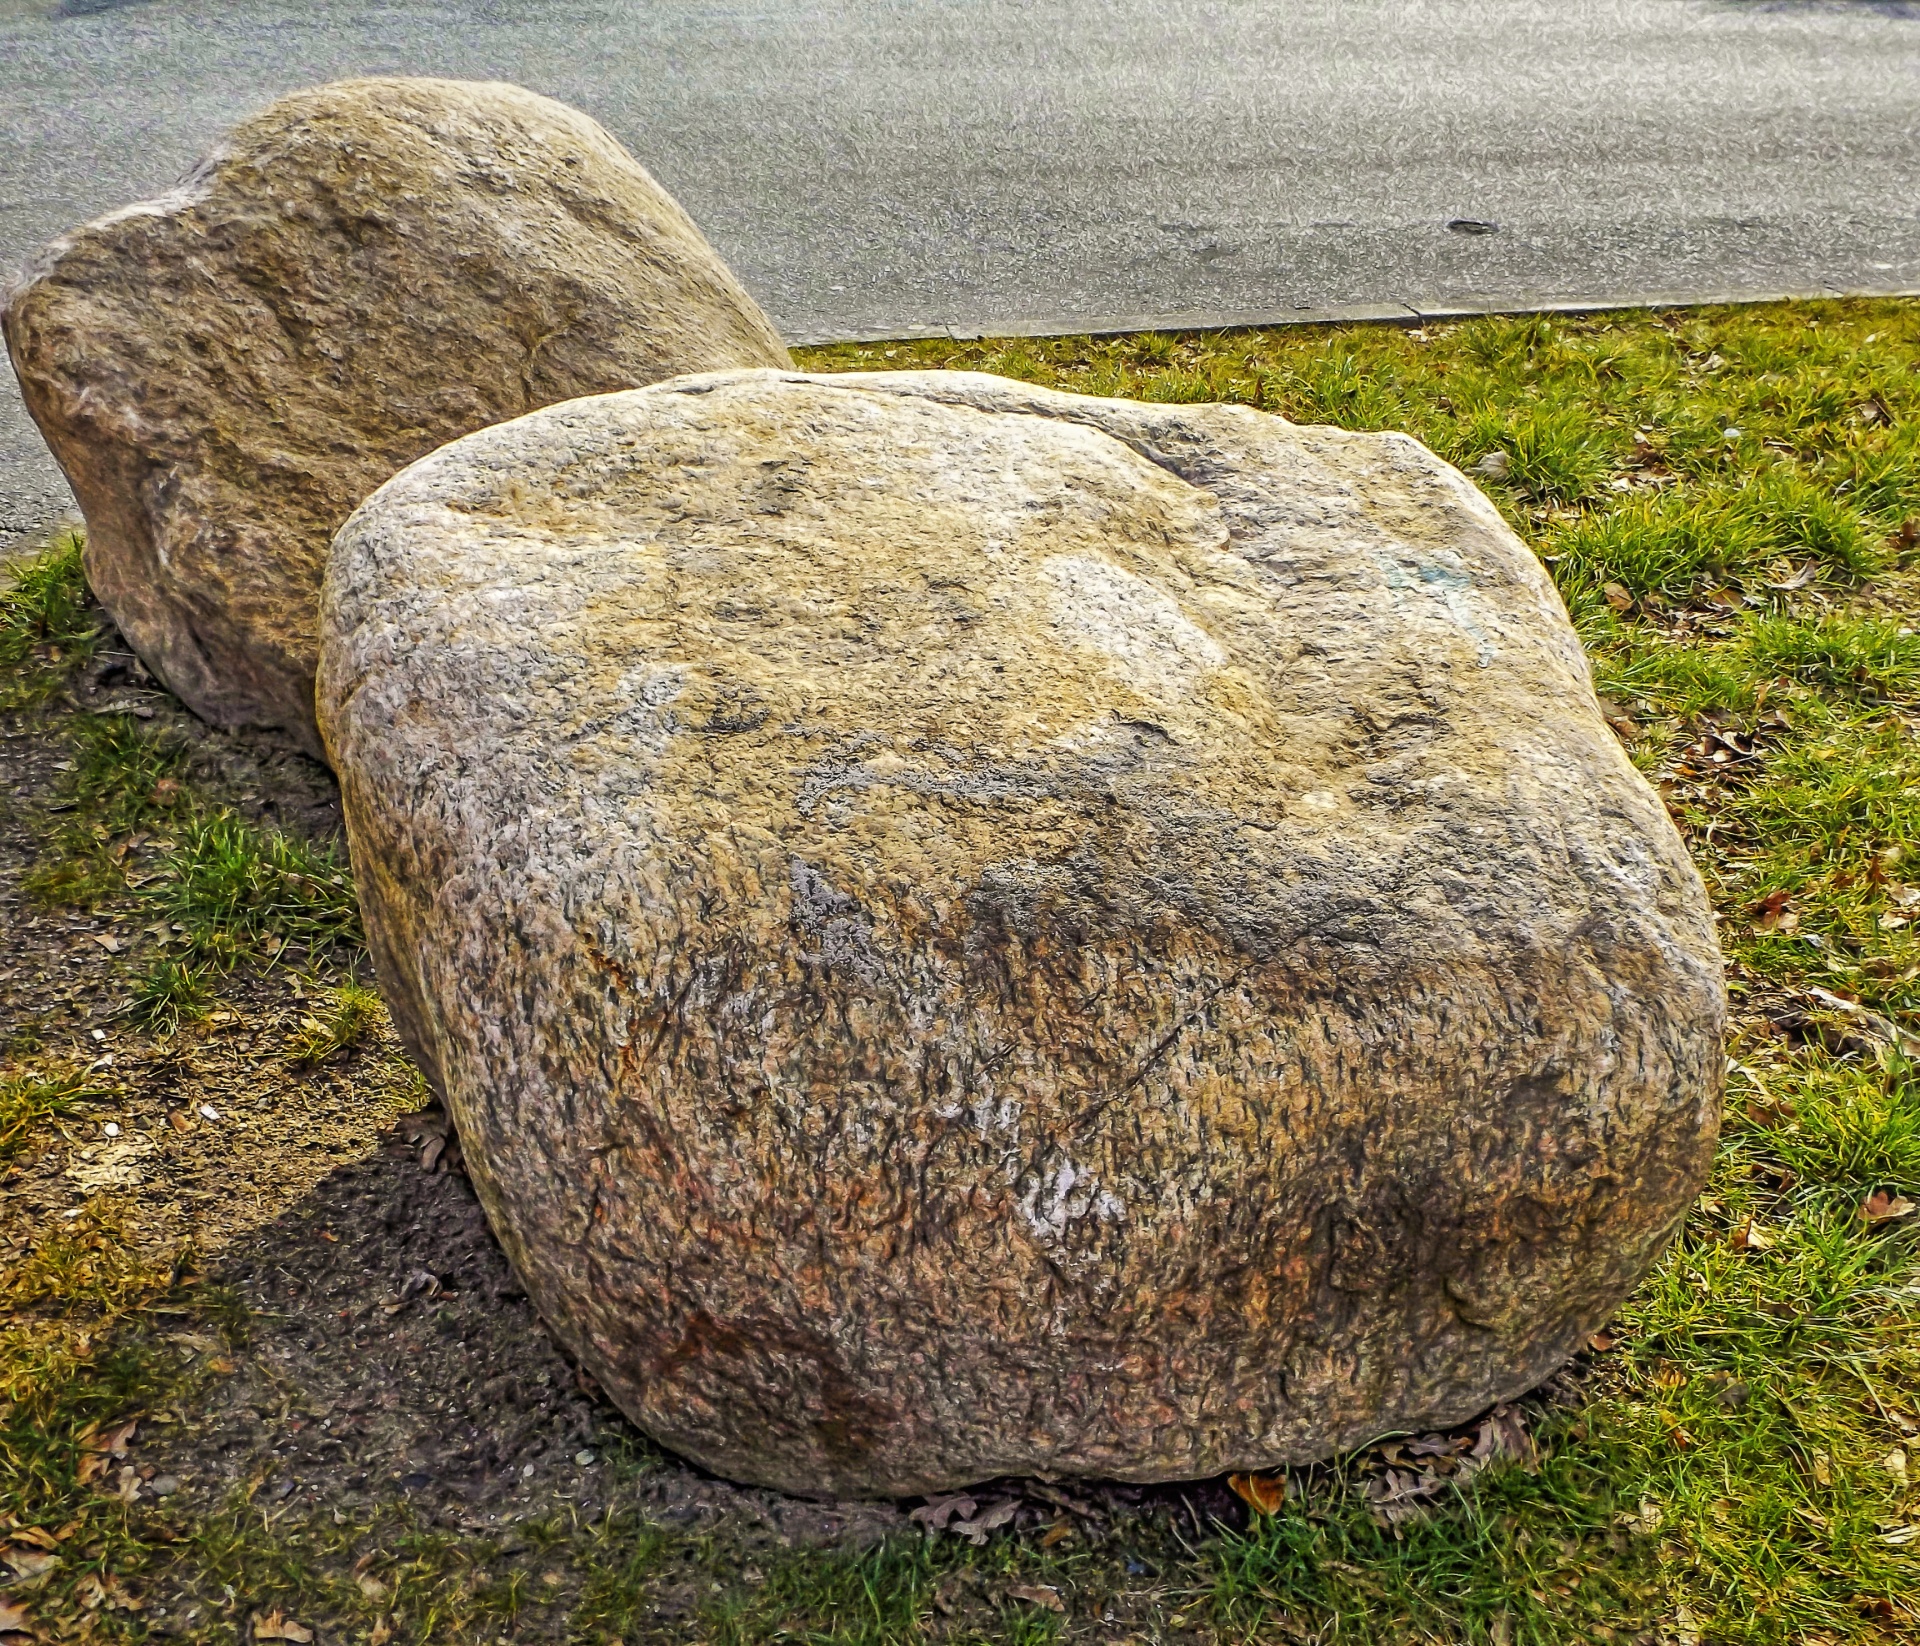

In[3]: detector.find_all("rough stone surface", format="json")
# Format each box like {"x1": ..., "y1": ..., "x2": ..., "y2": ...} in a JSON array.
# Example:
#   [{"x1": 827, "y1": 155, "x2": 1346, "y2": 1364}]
[
  {"x1": 317, "y1": 368, "x2": 1725, "y2": 1499},
  {"x1": 1, "y1": 77, "x2": 791, "y2": 758}
]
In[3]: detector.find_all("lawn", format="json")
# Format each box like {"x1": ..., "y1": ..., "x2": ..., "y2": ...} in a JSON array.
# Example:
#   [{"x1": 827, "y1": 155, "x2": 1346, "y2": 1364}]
[{"x1": 0, "y1": 295, "x2": 1916, "y2": 1644}]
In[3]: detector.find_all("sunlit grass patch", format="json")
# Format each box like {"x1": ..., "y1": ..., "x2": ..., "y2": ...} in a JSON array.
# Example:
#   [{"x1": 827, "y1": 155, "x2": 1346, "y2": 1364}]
[
  {"x1": 1591, "y1": 633, "x2": 1757, "y2": 721},
  {"x1": 287, "y1": 976, "x2": 383, "y2": 1065},
  {"x1": 60, "y1": 712, "x2": 189, "y2": 833},
  {"x1": 1461, "y1": 401, "x2": 1623, "y2": 504},
  {"x1": 8, "y1": 709, "x2": 360, "y2": 967},
  {"x1": 0, "y1": 1065, "x2": 97, "y2": 1161},
  {"x1": 18, "y1": 713, "x2": 192, "y2": 910},
  {"x1": 150, "y1": 810, "x2": 361, "y2": 961},
  {"x1": 1210, "y1": 1448, "x2": 1654, "y2": 1645},
  {"x1": 1553, "y1": 472, "x2": 1888, "y2": 608},
  {"x1": 130, "y1": 954, "x2": 210, "y2": 1035},
  {"x1": 0, "y1": 1196, "x2": 188, "y2": 1546},
  {"x1": 692, "y1": 1538, "x2": 944, "y2": 1645},
  {"x1": 0, "y1": 526, "x2": 96, "y2": 708},
  {"x1": 1712, "y1": 709, "x2": 1920, "y2": 988},
  {"x1": 1595, "y1": 1048, "x2": 1920, "y2": 1643},
  {"x1": 1741, "y1": 614, "x2": 1920, "y2": 699}
]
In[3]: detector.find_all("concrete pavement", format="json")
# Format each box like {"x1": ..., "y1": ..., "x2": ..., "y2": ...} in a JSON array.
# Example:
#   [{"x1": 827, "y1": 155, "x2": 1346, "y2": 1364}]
[{"x1": 2, "y1": 0, "x2": 1917, "y2": 540}]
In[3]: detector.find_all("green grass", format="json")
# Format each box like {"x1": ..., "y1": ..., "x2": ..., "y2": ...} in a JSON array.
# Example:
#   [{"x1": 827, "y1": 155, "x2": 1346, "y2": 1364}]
[
  {"x1": 0, "y1": 1065, "x2": 96, "y2": 1160},
  {"x1": 0, "y1": 526, "x2": 96, "y2": 708},
  {"x1": 151, "y1": 809, "x2": 361, "y2": 962},
  {"x1": 130, "y1": 954, "x2": 210, "y2": 1034},
  {"x1": 286, "y1": 975, "x2": 383, "y2": 1065},
  {"x1": 0, "y1": 297, "x2": 1916, "y2": 1643},
  {"x1": 10, "y1": 706, "x2": 361, "y2": 961}
]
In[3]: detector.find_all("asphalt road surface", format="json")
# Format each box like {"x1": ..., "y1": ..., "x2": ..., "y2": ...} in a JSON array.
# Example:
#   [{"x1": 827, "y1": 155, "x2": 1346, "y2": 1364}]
[{"x1": 2, "y1": 0, "x2": 1917, "y2": 541}]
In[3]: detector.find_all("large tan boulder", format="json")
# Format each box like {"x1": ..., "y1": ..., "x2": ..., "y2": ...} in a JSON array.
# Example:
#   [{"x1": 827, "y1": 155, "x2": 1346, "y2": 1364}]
[
  {"x1": 2, "y1": 77, "x2": 790, "y2": 758},
  {"x1": 318, "y1": 368, "x2": 1724, "y2": 1499}
]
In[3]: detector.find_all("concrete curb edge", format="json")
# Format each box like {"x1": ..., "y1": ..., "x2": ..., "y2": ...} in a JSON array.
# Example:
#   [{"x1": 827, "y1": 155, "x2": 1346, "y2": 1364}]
[{"x1": 786, "y1": 285, "x2": 1920, "y2": 347}]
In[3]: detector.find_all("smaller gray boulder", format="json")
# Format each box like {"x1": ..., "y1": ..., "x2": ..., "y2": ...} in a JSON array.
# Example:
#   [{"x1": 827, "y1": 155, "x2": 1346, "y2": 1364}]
[{"x1": 2, "y1": 76, "x2": 791, "y2": 757}]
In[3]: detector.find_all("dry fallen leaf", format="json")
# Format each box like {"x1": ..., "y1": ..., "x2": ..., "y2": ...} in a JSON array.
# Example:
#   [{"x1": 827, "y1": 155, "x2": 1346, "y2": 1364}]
[
  {"x1": 0, "y1": 1597, "x2": 30, "y2": 1635},
  {"x1": 1805, "y1": 988, "x2": 1920, "y2": 1057},
  {"x1": 1883, "y1": 1448, "x2": 1909, "y2": 1485},
  {"x1": 1811, "y1": 1451, "x2": 1834, "y2": 1487},
  {"x1": 252, "y1": 1610, "x2": 315, "y2": 1643},
  {"x1": 908, "y1": 1492, "x2": 976, "y2": 1533},
  {"x1": 83, "y1": 1419, "x2": 137, "y2": 1458},
  {"x1": 1408, "y1": 1432, "x2": 1471, "y2": 1458},
  {"x1": 0, "y1": 1549, "x2": 55, "y2": 1588},
  {"x1": 1228, "y1": 1471, "x2": 1287, "y2": 1515},
  {"x1": 948, "y1": 1499, "x2": 1017, "y2": 1545},
  {"x1": 1597, "y1": 697, "x2": 1638, "y2": 739},
  {"x1": 1367, "y1": 1467, "x2": 1444, "y2": 1527},
  {"x1": 1602, "y1": 581, "x2": 1634, "y2": 614},
  {"x1": 1861, "y1": 1190, "x2": 1917, "y2": 1225},
  {"x1": 1766, "y1": 561, "x2": 1819, "y2": 591},
  {"x1": 1673, "y1": 1603, "x2": 1702, "y2": 1646},
  {"x1": 1470, "y1": 1404, "x2": 1537, "y2": 1472},
  {"x1": 356, "y1": 1573, "x2": 390, "y2": 1603},
  {"x1": 1729, "y1": 1220, "x2": 1774, "y2": 1252},
  {"x1": 1025, "y1": 1480, "x2": 1102, "y2": 1522},
  {"x1": 1007, "y1": 1583, "x2": 1065, "y2": 1613},
  {"x1": 85, "y1": 1573, "x2": 142, "y2": 1612},
  {"x1": 1038, "y1": 1519, "x2": 1074, "y2": 1548}
]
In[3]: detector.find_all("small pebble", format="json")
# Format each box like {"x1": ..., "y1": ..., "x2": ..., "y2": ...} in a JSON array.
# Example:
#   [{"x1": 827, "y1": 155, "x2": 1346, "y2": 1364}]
[
  {"x1": 574, "y1": 1449, "x2": 595, "y2": 1466},
  {"x1": 198, "y1": 1103, "x2": 221, "y2": 1122},
  {"x1": 104, "y1": 1122, "x2": 120, "y2": 1137},
  {"x1": 150, "y1": 1475, "x2": 180, "y2": 1497}
]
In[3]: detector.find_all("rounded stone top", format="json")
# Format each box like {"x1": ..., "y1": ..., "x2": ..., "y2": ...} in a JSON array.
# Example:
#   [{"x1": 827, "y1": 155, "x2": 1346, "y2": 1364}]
[{"x1": 320, "y1": 369, "x2": 1722, "y2": 1498}]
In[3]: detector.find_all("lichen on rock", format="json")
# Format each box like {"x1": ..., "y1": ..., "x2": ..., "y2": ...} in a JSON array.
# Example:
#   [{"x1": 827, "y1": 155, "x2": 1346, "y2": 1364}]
[
  {"x1": 318, "y1": 367, "x2": 1724, "y2": 1499},
  {"x1": 2, "y1": 77, "x2": 791, "y2": 756}
]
